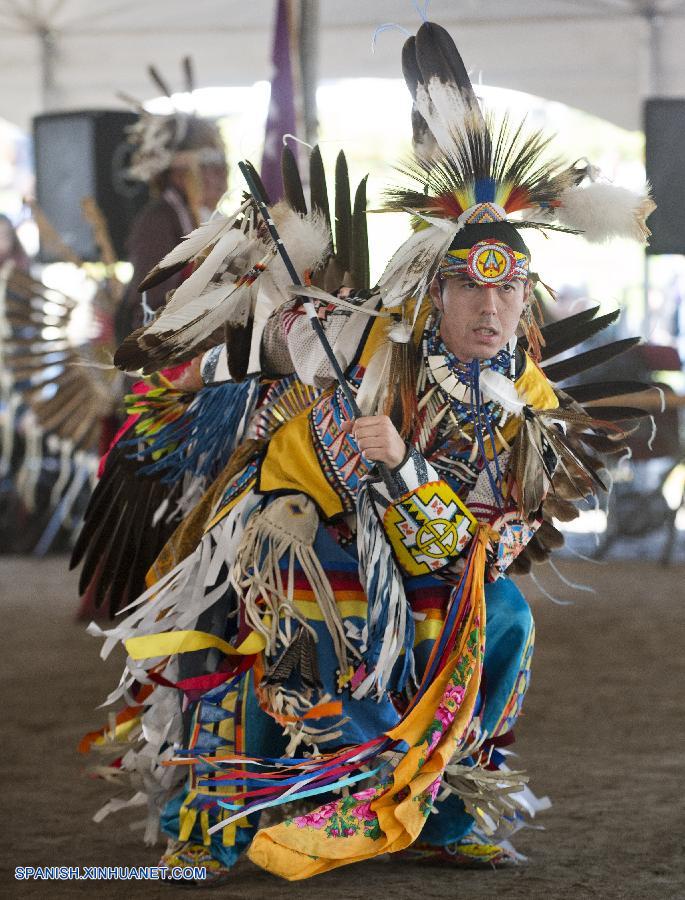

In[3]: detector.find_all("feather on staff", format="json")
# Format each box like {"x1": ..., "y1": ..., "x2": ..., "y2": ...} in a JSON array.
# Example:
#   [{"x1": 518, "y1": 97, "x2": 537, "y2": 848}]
[{"x1": 115, "y1": 203, "x2": 331, "y2": 374}]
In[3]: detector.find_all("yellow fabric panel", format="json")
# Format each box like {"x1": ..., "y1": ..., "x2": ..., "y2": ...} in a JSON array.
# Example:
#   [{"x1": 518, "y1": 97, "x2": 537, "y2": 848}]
[
  {"x1": 357, "y1": 296, "x2": 433, "y2": 369},
  {"x1": 497, "y1": 351, "x2": 559, "y2": 449},
  {"x1": 516, "y1": 351, "x2": 559, "y2": 411},
  {"x1": 258, "y1": 405, "x2": 343, "y2": 519}
]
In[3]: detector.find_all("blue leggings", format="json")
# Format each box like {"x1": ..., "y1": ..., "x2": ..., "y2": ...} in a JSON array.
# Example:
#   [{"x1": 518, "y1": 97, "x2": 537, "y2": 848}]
[{"x1": 421, "y1": 576, "x2": 534, "y2": 845}]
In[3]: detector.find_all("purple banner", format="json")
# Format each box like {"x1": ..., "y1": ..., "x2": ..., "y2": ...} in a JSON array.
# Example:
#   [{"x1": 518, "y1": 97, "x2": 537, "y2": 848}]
[{"x1": 260, "y1": 0, "x2": 298, "y2": 201}]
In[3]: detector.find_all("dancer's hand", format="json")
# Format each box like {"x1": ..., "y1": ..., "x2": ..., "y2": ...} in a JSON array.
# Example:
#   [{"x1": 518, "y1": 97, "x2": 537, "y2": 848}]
[{"x1": 340, "y1": 415, "x2": 407, "y2": 468}]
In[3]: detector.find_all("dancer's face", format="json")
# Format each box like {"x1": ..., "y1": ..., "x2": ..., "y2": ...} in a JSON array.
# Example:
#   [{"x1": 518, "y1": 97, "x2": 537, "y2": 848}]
[
  {"x1": 200, "y1": 162, "x2": 228, "y2": 210},
  {"x1": 430, "y1": 274, "x2": 528, "y2": 361},
  {"x1": 169, "y1": 161, "x2": 228, "y2": 211}
]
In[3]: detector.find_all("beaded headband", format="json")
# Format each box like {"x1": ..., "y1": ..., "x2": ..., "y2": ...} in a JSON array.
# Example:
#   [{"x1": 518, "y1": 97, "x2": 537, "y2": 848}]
[{"x1": 439, "y1": 241, "x2": 529, "y2": 285}]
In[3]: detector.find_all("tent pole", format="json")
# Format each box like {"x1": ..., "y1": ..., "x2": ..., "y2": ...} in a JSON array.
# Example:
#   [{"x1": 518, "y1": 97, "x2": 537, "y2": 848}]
[
  {"x1": 38, "y1": 25, "x2": 59, "y2": 111},
  {"x1": 299, "y1": 0, "x2": 319, "y2": 146},
  {"x1": 643, "y1": 6, "x2": 663, "y2": 339}
]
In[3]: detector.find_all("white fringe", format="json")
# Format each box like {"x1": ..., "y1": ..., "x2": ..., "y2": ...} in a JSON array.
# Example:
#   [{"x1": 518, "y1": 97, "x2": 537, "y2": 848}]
[
  {"x1": 437, "y1": 720, "x2": 546, "y2": 838},
  {"x1": 230, "y1": 493, "x2": 357, "y2": 672},
  {"x1": 353, "y1": 486, "x2": 412, "y2": 698},
  {"x1": 90, "y1": 658, "x2": 186, "y2": 845}
]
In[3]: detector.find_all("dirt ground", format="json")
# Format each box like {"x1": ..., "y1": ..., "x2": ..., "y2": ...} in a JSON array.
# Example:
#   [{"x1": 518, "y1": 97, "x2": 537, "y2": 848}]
[{"x1": 0, "y1": 556, "x2": 682, "y2": 900}]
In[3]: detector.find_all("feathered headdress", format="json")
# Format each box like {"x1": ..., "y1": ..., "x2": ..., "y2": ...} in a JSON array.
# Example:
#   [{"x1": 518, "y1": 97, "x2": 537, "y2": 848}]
[
  {"x1": 121, "y1": 58, "x2": 225, "y2": 183},
  {"x1": 378, "y1": 22, "x2": 655, "y2": 313}
]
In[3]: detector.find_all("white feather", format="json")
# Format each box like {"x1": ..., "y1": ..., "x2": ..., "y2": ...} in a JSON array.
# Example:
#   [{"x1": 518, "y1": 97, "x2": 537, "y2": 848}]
[
  {"x1": 378, "y1": 220, "x2": 458, "y2": 309},
  {"x1": 136, "y1": 204, "x2": 331, "y2": 357},
  {"x1": 142, "y1": 276, "x2": 257, "y2": 348},
  {"x1": 479, "y1": 368, "x2": 526, "y2": 415},
  {"x1": 265, "y1": 205, "x2": 331, "y2": 299},
  {"x1": 154, "y1": 200, "x2": 250, "y2": 271},
  {"x1": 415, "y1": 76, "x2": 480, "y2": 161},
  {"x1": 356, "y1": 339, "x2": 392, "y2": 415},
  {"x1": 158, "y1": 229, "x2": 249, "y2": 315},
  {"x1": 145, "y1": 234, "x2": 264, "y2": 336},
  {"x1": 556, "y1": 182, "x2": 654, "y2": 244}
]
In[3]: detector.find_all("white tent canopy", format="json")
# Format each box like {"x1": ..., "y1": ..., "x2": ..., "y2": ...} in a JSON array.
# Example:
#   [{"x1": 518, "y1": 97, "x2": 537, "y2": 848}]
[{"x1": 2, "y1": 0, "x2": 685, "y2": 133}]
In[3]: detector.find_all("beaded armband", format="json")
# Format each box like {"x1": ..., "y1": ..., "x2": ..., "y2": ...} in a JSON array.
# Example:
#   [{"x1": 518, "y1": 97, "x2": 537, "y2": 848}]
[{"x1": 382, "y1": 479, "x2": 477, "y2": 576}]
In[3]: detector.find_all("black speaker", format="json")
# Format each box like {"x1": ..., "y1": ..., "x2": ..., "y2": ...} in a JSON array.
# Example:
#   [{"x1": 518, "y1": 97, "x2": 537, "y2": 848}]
[
  {"x1": 645, "y1": 98, "x2": 685, "y2": 256},
  {"x1": 33, "y1": 110, "x2": 149, "y2": 263}
]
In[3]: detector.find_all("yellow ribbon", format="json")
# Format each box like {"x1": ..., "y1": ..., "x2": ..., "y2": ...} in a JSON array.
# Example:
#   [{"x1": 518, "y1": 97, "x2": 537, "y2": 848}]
[{"x1": 125, "y1": 628, "x2": 265, "y2": 660}]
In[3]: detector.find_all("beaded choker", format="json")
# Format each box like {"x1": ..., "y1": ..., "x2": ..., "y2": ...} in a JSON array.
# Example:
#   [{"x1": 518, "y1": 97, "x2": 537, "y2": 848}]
[{"x1": 423, "y1": 318, "x2": 514, "y2": 405}]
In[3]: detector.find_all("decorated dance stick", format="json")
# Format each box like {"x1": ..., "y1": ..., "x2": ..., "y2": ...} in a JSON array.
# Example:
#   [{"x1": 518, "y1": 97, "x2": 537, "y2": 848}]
[{"x1": 238, "y1": 160, "x2": 398, "y2": 498}]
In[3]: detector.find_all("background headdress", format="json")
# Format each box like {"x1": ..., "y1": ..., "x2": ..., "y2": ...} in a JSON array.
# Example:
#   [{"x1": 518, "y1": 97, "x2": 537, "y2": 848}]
[{"x1": 122, "y1": 59, "x2": 225, "y2": 184}]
